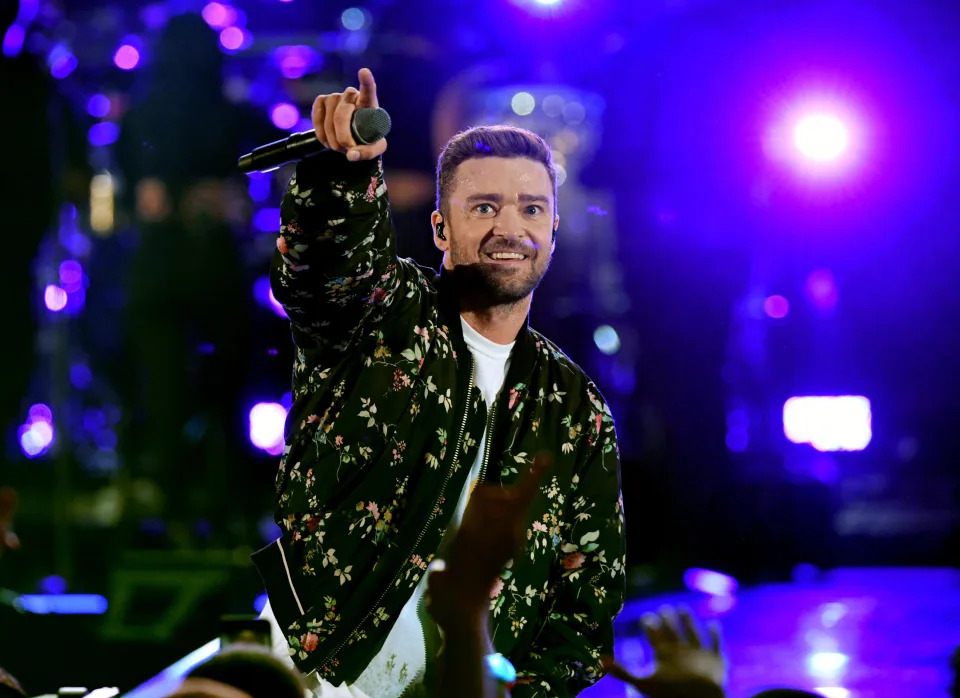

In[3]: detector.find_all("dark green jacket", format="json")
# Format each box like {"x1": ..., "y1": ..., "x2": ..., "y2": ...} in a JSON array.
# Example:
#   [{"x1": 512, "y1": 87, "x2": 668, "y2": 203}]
[{"x1": 252, "y1": 151, "x2": 625, "y2": 697}]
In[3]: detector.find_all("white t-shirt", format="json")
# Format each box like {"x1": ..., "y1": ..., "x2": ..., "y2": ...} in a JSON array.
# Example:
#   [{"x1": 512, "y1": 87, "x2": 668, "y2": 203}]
[{"x1": 262, "y1": 317, "x2": 513, "y2": 697}]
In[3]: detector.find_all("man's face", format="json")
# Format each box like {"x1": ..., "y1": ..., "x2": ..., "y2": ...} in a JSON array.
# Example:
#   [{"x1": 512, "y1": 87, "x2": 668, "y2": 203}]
[{"x1": 436, "y1": 156, "x2": 558, "y2": 305}]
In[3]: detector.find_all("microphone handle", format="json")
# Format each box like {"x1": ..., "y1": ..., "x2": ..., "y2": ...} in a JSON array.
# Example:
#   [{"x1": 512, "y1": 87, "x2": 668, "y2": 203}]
[{"x1": 237, "y1": 130, "x2": 322, "y2": 174}]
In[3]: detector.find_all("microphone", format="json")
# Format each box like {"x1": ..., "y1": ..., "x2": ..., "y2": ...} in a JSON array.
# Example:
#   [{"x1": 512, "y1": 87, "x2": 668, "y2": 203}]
[{"x1": 238, "y1": 107, "x2": 392, "y2": 173}]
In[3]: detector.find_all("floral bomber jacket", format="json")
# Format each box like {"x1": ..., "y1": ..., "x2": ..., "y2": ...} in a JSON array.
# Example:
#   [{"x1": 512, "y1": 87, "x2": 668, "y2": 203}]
[{"x1": 251, "y1": 150, "x2": 626, "y2": 698}]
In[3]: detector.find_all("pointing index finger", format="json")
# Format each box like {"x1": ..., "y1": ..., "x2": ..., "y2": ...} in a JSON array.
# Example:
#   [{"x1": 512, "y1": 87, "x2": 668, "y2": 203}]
[{"x1": 357, "y1": 68, "x2": 378, "y2": 109}]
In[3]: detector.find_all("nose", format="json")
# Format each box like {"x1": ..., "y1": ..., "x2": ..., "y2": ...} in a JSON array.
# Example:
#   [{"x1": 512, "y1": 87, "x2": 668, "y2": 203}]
[{"x1": 492, "y1": 205, "x2": 526, "y2": 238}]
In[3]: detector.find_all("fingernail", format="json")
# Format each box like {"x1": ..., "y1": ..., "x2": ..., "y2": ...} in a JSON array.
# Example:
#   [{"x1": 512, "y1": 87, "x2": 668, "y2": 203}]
[{"x1": 347, "y1": 150, "x2": 360, "y2": 161}]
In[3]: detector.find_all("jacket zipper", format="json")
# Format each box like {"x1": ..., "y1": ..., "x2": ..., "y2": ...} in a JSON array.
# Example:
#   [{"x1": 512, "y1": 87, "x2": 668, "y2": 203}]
[
  {"x1": 477, "y1": 399, "x2": 497, "y2": 484},
  {"x1": 316, "y1": 357, "x2": 477, "y2": 674}
]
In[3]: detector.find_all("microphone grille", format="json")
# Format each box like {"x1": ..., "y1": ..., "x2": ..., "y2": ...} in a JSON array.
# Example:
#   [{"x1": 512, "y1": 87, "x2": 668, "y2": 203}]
[{"x1": 352, "y1": 107, "x2": 392, "y2": 145}]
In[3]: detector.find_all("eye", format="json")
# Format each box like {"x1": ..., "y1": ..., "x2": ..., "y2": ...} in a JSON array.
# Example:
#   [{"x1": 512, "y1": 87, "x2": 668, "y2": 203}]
[
  {"x1": 474, "y1": 203, "x2": 496, "y2": 215},
  {"x1": 524, "y1": 204, "x2": 544, "y2": 216}
]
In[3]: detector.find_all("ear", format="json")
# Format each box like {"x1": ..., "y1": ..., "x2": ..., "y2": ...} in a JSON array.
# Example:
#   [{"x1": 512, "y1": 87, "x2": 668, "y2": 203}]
[
  {"x1": 551, "y1": 214, "x2": 559, "y2": 252},
  {"x1": 431, "y1": 210, "x2": 449, "y2": 253}
]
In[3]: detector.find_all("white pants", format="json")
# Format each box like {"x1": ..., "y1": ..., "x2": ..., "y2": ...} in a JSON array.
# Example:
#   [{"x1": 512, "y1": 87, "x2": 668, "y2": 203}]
[{"x1": 259, "y1": 600, "x2": 373, "y2": 698}]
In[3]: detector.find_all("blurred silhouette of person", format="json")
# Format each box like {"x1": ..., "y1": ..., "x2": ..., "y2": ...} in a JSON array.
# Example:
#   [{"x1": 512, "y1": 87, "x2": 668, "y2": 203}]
[
  {"x1": 116, "y1": 13, "x2": 280, "y2": 546},
  {"x1": 182, "y1": 644, "x2": 306, "y2": 698}
]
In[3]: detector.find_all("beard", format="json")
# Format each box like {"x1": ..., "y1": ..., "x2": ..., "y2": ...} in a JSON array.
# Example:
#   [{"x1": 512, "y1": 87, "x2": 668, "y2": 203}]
[{"x1": 448, "y1": 236, "x2": 552, "y2": 306}]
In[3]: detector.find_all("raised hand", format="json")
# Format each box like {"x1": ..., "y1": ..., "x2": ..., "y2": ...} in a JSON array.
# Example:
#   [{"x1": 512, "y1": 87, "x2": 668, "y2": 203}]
[
  {"x1": 310, "y1": 67, "x2": 387, "y2": 162},
  {"x1": 603, "y1": 606, "x2": 727, "y2": 698},
  {"x1": 426, "y1": 455, "x2": 551, "y2": 629}
]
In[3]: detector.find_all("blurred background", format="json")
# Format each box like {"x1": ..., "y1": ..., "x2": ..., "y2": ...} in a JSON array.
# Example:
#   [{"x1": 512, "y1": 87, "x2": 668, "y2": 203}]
[{"x1": 1, "y1": 0, "x2": 959, "y2": 695}]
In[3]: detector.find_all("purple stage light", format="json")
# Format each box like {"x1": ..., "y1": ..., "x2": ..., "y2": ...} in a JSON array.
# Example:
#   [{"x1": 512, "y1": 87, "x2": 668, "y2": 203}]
[
  {"x1": 113, "y1": 44, "x2": 140, "y2": 70},
  {"x1": 795, "y1": 114, "x2": 848, "y2": 162},
  {"x1": 202, "y1": 2, "x2": 234, "y2": 29},
  {"x1": 248, "y1": 175, "x2": 271, "y2": 202},
  {"x1": 249, "y1": 402, "x2": 287, "y2": 455},
  {"x1": 44, "y1": 285, "x2": 68, "y2": 312},
  {"x1": 764, "y1": 294, "x2": 790, "y2": 319},
  {"x1": 219, "y1": 26, "x2": 246, "y2": 51},
  {"x1": 70, "y1": 363, "x2": 93, "y2": 389},
  {"x1": 87, "y1": 94, "x2": 111, "y2": 118},
  {"x1": 806, "y1": 268, "x2": 838, "y2": 312},
  {"x1": 87, "y1": 122, "x2": 120, "y2": 147},
  {"x1": 269, "y1": 103, "x2": 299, "y2": 130},
  {"x1": 39, "y1": 575, "x2": 67, "y2": 594},
  {"x1": 815, "y1": 689, "x2": 850, "y2": 698},
  {"x1": 783, "y1": 396, "x2": 872, "y2": 452},
  {"x1": 252, "y1": 207, "x2": 281, "y2": 233},
  {"x1": 29, "y1": 403, "x2": 52, "y2": 424},
  {"x1": 273, "y1": 45, "x2": 318, "y2": 79},
  {"x1": 254, "y1": 592, "x2": 269, "y2": 614},
  {"x1": 684, "y1": 568, "x2": 739, "y2": 597},
  {"x1": 253, "y1": 275, "x2": 288, "y2": 318},
  {"x1": 2, "y1": 24, "x2": 26, "y2": 58},
  {"x1": 48, "y1": 44, "x2": 77, "y2": 79},
  {"x1": 59, "y1": 260, "x2": 83, "y2": 289}
]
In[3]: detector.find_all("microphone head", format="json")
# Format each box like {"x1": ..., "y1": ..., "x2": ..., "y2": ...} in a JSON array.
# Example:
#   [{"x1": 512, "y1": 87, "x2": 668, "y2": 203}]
[{"x1": 352, "y1": 107, "x2": 392, "y2": 145}]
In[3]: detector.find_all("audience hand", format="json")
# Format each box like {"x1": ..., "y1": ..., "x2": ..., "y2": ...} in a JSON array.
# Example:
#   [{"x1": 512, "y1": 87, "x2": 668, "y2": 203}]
[{"x1": 603, "y1": 606, "x2": 726, "y2": 698}]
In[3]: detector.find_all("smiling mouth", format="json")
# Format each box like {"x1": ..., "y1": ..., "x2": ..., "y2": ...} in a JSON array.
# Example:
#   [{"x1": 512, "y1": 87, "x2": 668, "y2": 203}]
[{"x1": 486, "y1": 252, "x2": 528, "y2": 261}]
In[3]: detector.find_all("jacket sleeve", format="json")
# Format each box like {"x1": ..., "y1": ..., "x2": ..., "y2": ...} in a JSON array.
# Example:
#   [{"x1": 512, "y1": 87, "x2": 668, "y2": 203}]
[
  {"x1": 510, "y1": 403, "x2": 626, "y2": 698},
  {"x1": 270, "y1": 149, "x2": 403, "y2": 353}
]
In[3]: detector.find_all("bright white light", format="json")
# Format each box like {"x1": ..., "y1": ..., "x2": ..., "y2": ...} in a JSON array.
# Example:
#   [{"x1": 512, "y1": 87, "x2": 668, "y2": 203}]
[
  {"x1": 249, "y1": 402, "x2": 287, "y2": 455},
  {"x1": 44, "y1": 284, "x2": 68, "y2": 312},
  {"x1": 593, "y1": 325, "x2": 621, "y2": 355},
  {"x1": 816, "y1": 688, "x2": 851, "y2": 698},
  {"x1": 794, "y1": 115, "x2": 848, "y2": 162},
  {"x1": 511, "y1": 92, "x2": 535, "y2": 116},
  {"x1": 808, "y1": 652, "x2": 849, "y2": 678},
  {"x1": 783, "y1": 396, "x2": 871, "y2": 452},
  {"x1": 534, "y1": 0, "x2": 562, "y2": 5},
  {"x1": 683, "y1": 568, "x2": 738, "y2": 597}
]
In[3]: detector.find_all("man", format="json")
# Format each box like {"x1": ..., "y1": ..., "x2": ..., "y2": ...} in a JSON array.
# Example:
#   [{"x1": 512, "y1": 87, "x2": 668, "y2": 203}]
[{"x1": 253, "y1": 68, "x2": 625, "y2": 698}]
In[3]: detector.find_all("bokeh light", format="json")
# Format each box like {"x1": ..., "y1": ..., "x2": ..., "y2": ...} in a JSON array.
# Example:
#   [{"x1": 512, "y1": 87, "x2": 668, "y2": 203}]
[
  {"x1": 248, "y1": 402, "x2": 287, "y2": 456},
  {"x1": 795, "y1": 114, "x2": 849, "y2": 162},
  {"x1": 219, "y1": 26, "x2": 246, "y2": 51},
  {"x1": 806, "y1": 268, "x2": 839, "y2": 312},
  {"x1": 783, "y1": 396, "x2": 872, "y2": 452},
  {"x1": 593, "y1": 325, "x2": 621, "y2": 355},
  {"x1": 19, "y1": 404, "x2": 55, "y2": 458},
  {"x1": 87, "y1": 122, "x2": 120, "y2": 147},
  {"x1": 113, "y1": 44, "x2": 140, "y2": 70},
  {"x1": 511, "y1": 92, "x2": 536, "y2": 116},
  {"x1": 684, "y1": 568, "x2": 739, "y2": 596},
  {"x1": 253, "y1": 275, "x2": 288, "y2": 319},
  {"x1": 341, "y1": 7, "x2": 367, "y2": 31},
  {"x1": 269, "y1": 102, "x2": 300, "y2": 130},
  {"x1": 201, "y1": 2, "x2": 235, "y2": 29},
  {"x1": 87, "y1": 94, "x2": 111, "y2": 118},
  {"x1": 48, "y1": 44, "x2": 77, "y2": 79},
  {"x1": 44, "y1": 285, "x2": 68, "y2": 312},
  {"x1": 764, "y1": 294, "x2": 790, "y2": 319}
]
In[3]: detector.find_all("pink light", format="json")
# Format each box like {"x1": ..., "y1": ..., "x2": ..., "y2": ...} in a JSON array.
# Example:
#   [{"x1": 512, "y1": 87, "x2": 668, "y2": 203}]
[
  {"x1": 202, "y1": 2, "x2": 235, "y2": 29},
  {"x1": 44, "y1": 285, "x2": 68, "y2": 312},
  {"x1": 783, "y1": 396, "x2": 872, "y2": 452},
  {"x1": 764, "y1": 294, "x2": 790, "y2": 319},
  {"x1": 219, "y1": 26, "x2": 245, "y2": 51},
  {"x1": 269, "y1": 103, "x2": 300, "y2": 130},
  {"x1": 684, "y1": 568, "x2": 738, "y2": 596},
  {"x1": 806, "y1": 268, "x2": 838, "y2": 312},
  {"x1": 113, "y1": 44, "x2": 140, "y2": 70}
]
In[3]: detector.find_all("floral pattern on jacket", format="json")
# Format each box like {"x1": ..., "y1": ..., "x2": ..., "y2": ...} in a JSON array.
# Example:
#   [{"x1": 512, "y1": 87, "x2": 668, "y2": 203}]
[{"x1": 258, "y1": 150, "x2": 625, "y2": 697}]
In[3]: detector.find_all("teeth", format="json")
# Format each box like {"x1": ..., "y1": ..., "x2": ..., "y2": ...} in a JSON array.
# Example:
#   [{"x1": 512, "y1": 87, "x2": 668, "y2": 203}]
[{"x1": 491, "y1": 253, "x2": 525, "y2": 260}]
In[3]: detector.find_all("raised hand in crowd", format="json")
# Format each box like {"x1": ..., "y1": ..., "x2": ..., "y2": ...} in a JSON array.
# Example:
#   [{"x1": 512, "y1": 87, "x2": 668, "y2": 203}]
[
  {"x1": 425, "y1": 455, "x2": 552, "y2": 698},
  {"x1": 603, "y1": 606, "x2": 726, "y2": 698}
]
